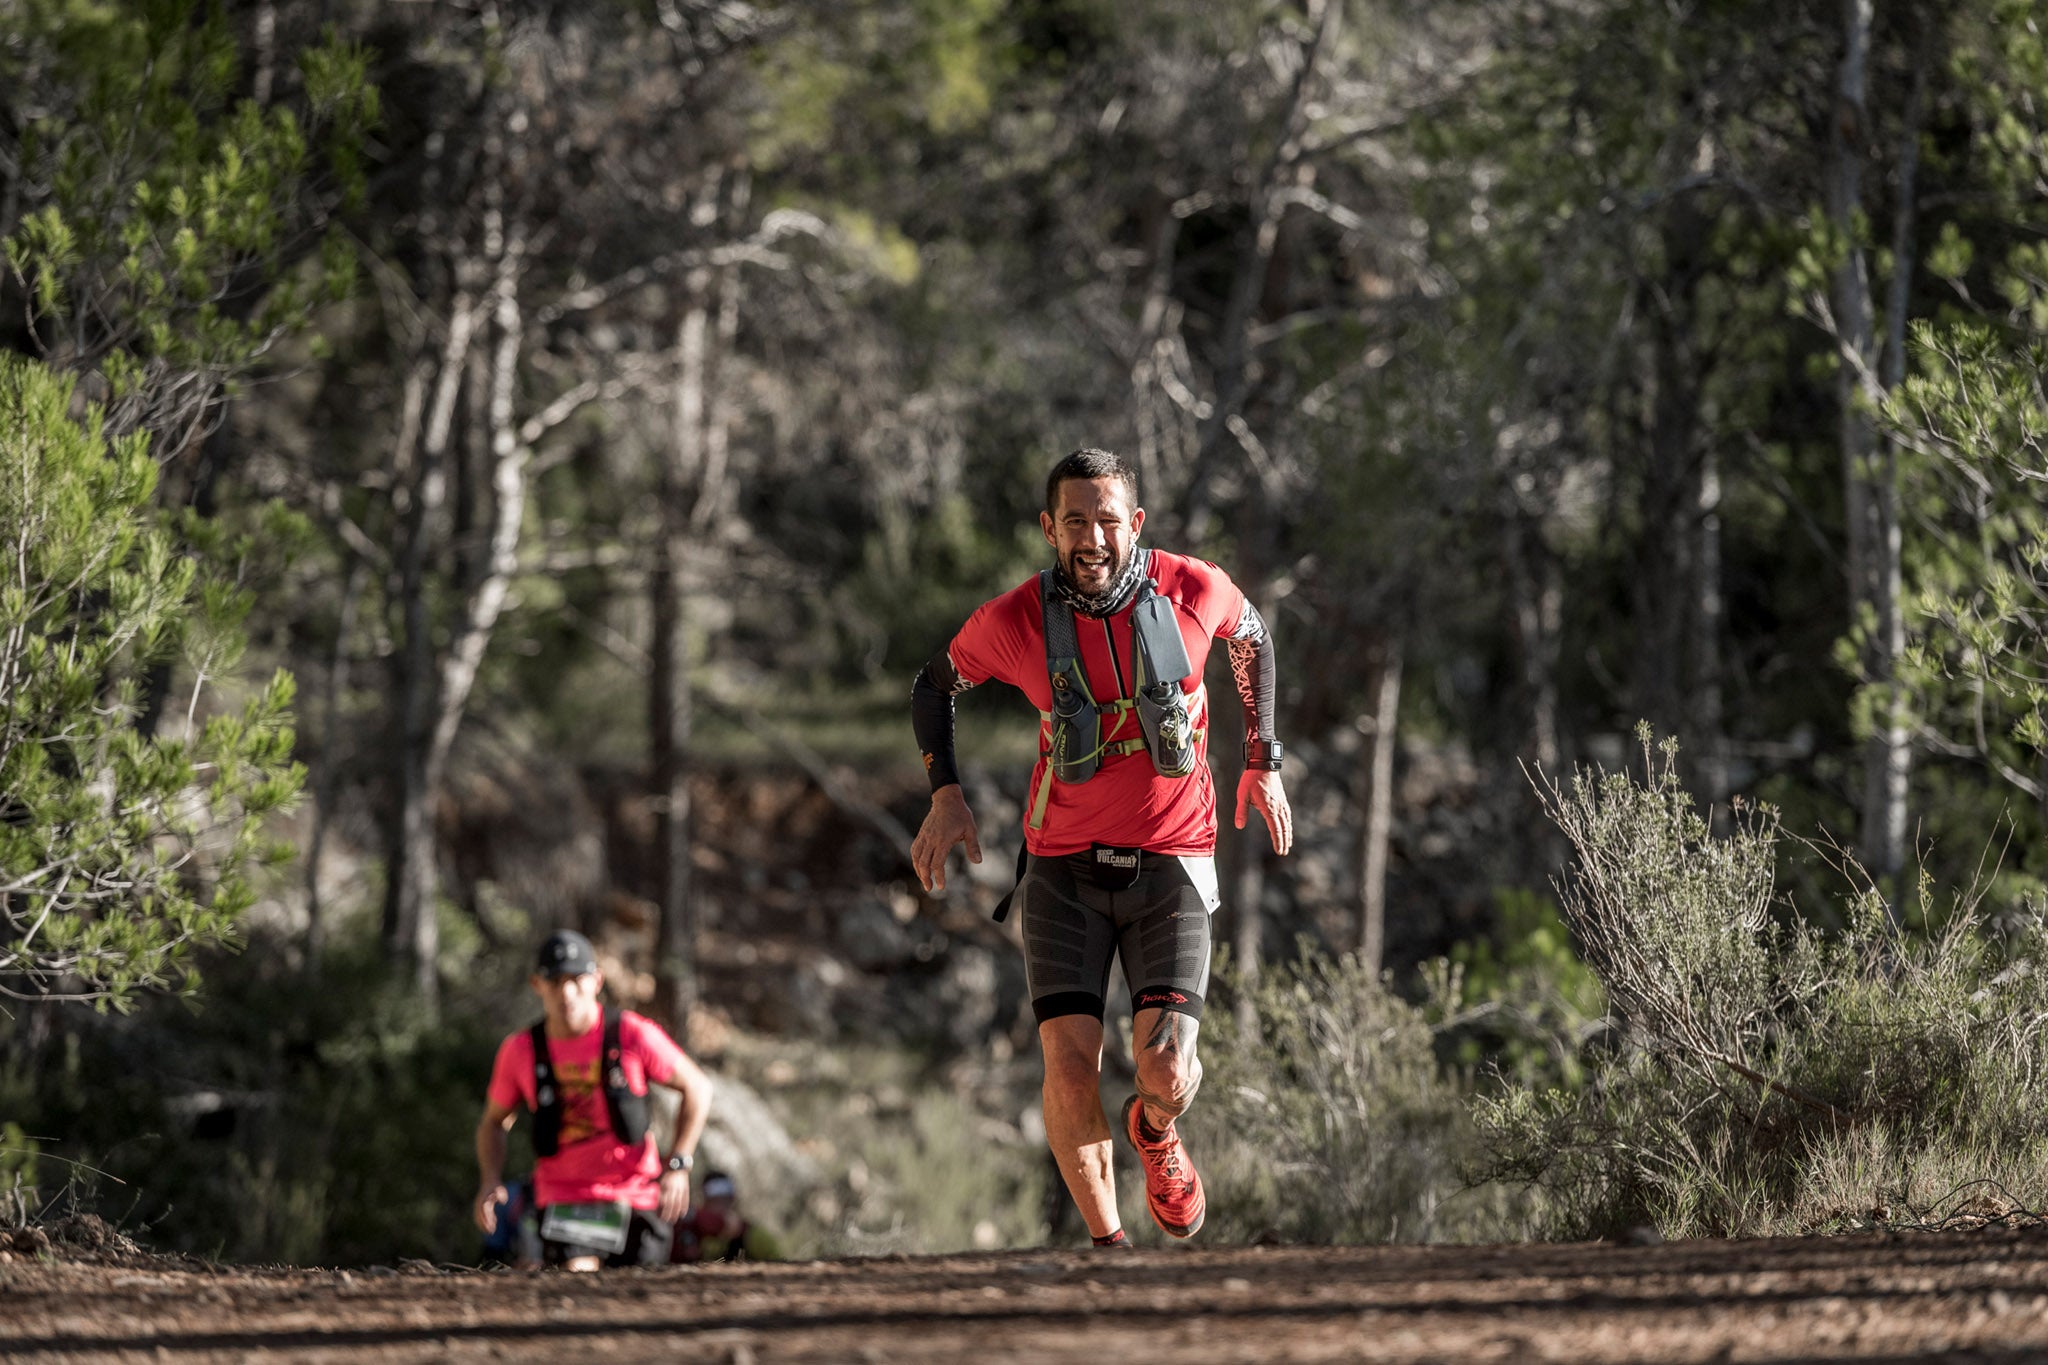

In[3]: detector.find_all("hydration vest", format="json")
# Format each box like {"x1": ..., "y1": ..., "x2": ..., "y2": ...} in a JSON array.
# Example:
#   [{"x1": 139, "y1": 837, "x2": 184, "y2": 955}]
[
  {"x1": 529, "y1": 1007, "x2": 651, "y2": 1156},
  {"x1": 1029, "y1": 553, "x2": 1201, "y2": 831}
]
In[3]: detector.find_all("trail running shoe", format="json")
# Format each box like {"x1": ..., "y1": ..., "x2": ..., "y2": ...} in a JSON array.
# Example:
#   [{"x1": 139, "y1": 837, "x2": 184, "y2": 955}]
[{"x1": 1121, "y1": 1094, "x2": 1205, "y2": 1238}]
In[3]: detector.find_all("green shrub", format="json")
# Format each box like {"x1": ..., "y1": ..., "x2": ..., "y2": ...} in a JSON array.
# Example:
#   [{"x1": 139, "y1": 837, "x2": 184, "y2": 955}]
[
  {"x1": 0, "y1": 356, "x2": 303, "y2": 1010},
  {"x1": 0, "y1": 912, "x2": 519, "y2": 1266},
  {"x1": 1477, "y1": 728, "x2": 2048, "y2": 1239},
  {"x1": 1444, "y1": 886, "x2": 1607, "y2": 1090},
  {"x1": 1189, "y1": 944, "x2": 1517, "y2": 1244}
]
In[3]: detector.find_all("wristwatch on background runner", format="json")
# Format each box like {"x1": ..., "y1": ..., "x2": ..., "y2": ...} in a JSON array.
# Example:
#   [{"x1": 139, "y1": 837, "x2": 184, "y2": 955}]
[
  {"x1": 665, "y1": 1152, "x2": 694, "y2": 1173},
  {"x1": 1247, "y1": 738, "x2": 1283, "y2": 771}
]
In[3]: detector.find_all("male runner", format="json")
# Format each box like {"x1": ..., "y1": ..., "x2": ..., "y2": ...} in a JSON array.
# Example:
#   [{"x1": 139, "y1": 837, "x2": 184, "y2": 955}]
[
  {"x1": 474, "y1": 929, "x2": 715, "y2": 1270},
  {"x1": 910, "y1": 447, "x2": 1292, "y2": 1245}
]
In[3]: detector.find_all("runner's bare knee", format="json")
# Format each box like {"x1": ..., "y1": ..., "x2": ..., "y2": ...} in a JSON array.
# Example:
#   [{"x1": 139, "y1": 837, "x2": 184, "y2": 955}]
[{"x1": 1134, "y1": 1012, "x2": 1202, "y2": 1117}]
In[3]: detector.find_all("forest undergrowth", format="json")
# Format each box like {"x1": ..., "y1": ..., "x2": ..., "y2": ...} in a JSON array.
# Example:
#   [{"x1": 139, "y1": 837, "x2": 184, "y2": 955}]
[
  {"x1": 1471, "y1": 730, "x2": 2048, "y2": 1240},
  {"x1": 10, "y1": 732, "x2": 2048, "y2": 1260},
  {"x1": 1177, "y1": 728, "x2": 2048, "y2": 1246}
]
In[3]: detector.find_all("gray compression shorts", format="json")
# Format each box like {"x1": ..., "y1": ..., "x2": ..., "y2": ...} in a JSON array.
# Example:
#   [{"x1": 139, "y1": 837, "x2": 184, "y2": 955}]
[{"x1": 1016, "y1": 848, "x2": 1219, "y2": 1023}]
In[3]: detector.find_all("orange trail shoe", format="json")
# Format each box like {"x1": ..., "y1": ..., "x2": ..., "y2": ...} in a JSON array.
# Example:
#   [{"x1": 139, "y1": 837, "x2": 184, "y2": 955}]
[{"x1": 1121, "y1": 1094, "x2": 1206, "y2": 1238}]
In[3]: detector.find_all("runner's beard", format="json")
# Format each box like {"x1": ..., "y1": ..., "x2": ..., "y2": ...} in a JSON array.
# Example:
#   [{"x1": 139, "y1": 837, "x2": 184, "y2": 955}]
[{"x1": 1053, "y1": 543, "x2": 1146, "y2": 618}]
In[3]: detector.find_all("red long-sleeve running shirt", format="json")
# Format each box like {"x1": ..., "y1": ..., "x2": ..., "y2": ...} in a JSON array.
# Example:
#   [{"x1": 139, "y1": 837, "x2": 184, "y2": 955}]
[{"x1": 913, "y1": 549, "x2": 1273, "y2": 857}]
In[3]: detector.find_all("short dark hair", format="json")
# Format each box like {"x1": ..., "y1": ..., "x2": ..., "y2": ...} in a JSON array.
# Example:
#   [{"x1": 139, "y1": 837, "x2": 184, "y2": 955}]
[{"x1": 1045, "y1": 448, "x2": 1139, "y2": 518}]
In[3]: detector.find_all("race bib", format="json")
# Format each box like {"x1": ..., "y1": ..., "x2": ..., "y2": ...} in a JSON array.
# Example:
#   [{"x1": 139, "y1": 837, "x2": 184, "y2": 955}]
[{"x1": 540, "y1": 1200, "x2": 630, "y2": 1253}]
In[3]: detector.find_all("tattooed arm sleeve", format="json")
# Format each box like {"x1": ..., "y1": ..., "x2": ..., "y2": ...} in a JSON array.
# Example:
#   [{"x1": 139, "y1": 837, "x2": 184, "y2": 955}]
[
  {"x1": 910, "y1": 649, "x2": 975, "y2": 792},
  {"x1": 1224, "y1": 600, "x2": 1277, "y2": 751}
]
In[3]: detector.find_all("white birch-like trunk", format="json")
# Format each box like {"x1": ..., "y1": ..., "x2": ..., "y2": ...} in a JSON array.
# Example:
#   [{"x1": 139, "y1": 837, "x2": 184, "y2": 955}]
[
  {"x1": 385, "y1": 90, "x2": 532, "y2": 1005},
  {"x1": 1356, "y1": 641, "x2": 1402, "y2": 974},
  {"x1": 1830, "y1": 0, "x2": 1909, "y2": 888},
  {"x1": 252, "y1": 2, "x2": 277, "y2": 106},
  {"x1": 385, "y1": 287, "x2": 479, "y2": 1003}
]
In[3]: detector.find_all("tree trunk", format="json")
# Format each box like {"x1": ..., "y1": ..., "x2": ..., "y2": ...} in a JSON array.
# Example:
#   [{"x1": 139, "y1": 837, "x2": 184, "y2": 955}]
[
  {"x1": 1690, "y1": 438, "x2": 1728, "y2": 804},
  {"x1": 653, "y1": 163, "x2": 751, "y2": 1028},
  {"x1": 305, "y1": 558, "x2": 365, "y2": 975},
  {"x1": 1829, "y1": 0, "x2": 1908, "y2": 889},
  {"x1": 1355, "y1": 639, "x2": 1402, "y2": 974},
  {"x1": 651, "y1": 268, "x2": 713, "y2": 1029},
  {"x1": 1503, "y1": 503, "x2": 1562, "y2": 777},
  {"x1": 428, "y1": 236, "x2": 529, "y2": 779},
  {"x1": 692, "y1": 165, "x2": 748, "y2": 533},
  {"x1": 250, "y1": 1, "x2": 277, "y2": 105},
  {"x1": 1636, "y1": 189, "x2": 1706, "y2": 759},
  {"x1": 1182, "y1": 0, "x2": 1340, "y2": 539},
  {"x1": 1624, "y1": 175, "x2": 1732, "y2": 805},
  {"x1": 383, "y1": 287, "x2": 480, "y2": 1003},
  {"x1": 1230, "y1": 830, "x2": 1266, "y2": 1040},
  {"x1": 1132, "y1": 189, "x2": 1188, "y2": 499},
  {"x1": 379, "y1": 82, "x2": 541, "y2": 1007},
  {"x1": 387, "y1": 244, "x2": 533, "y2": 1010}
]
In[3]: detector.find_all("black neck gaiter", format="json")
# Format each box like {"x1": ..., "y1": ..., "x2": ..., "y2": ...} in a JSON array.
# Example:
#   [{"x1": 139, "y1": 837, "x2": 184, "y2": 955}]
[{"x1": 1052, "y1": 547, "x2": 1148, "y2": 618}]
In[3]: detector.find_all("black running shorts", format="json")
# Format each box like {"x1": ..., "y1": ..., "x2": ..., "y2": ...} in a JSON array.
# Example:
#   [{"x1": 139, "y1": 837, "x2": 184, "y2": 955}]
[{"x1": 1016, "y1": 848, "x2": 1218, "y2": 1024}]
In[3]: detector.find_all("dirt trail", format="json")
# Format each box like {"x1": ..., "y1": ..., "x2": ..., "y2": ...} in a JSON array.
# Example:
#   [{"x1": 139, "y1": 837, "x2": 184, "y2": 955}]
[{"x1": 7, "y1": 1229, "x2": 2048, "y2": 1363}]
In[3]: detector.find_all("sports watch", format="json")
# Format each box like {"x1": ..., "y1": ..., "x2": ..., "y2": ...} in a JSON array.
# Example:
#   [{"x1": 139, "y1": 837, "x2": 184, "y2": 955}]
[
  {"x1": 665, "y1": 1153, "x2": 694, "y2": 1173},
  {"x1": 1247, "y1": 739, "x2": 1284, "y2": 772}
]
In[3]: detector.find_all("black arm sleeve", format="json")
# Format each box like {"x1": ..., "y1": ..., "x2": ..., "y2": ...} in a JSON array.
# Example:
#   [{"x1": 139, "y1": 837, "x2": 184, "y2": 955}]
[
  {"x1": 1224, "y1": 600, "x2": 1277, "y2": 751},
  {"x1": 910, "y1": 648, "x2": 972, "y2": 792}
]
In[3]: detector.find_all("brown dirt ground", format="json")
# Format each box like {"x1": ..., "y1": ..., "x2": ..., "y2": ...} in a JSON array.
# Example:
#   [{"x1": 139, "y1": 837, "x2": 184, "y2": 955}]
[{"x1": 7, "y1": 1225, "x2": 2048, "y2": 1364}]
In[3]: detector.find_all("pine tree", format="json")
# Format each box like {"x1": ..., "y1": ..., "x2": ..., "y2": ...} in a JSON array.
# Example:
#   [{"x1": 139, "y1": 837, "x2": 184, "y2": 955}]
[{"x1": 0, "y1": 356, "x2": 302, "y2": 1008}]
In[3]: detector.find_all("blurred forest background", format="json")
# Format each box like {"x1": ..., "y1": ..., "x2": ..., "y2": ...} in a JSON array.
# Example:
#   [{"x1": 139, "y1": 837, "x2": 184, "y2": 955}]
[{"x1": 5, "y1": 0, "x2": 2048, "y2": 1267}]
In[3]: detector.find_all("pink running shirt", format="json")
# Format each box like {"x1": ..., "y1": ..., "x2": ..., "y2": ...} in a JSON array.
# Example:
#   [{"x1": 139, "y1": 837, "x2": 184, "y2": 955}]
[{"x1": 486, "y1": 1010, "x2": 689, "y2": 1210}]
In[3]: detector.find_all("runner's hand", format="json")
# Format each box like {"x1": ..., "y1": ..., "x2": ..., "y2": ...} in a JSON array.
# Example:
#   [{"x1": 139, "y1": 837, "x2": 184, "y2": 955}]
[
  {"x1": 474, "y1": 1184, "x2": 507, "y2": 1235},
  {"x1": 1236, "y1": 769, "x2": 1293, "y2": 856},
  {"x1": 913, "y1": 784, "x2": 982, "y2": 892},
  {"x1": 658, "y1": 1169, "x2": 693, "y2": 1223}
]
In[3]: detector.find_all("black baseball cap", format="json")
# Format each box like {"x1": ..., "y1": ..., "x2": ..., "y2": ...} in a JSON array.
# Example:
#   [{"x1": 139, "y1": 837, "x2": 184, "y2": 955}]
[{"x1": 535, "y1": 929, "x2": 598, "y2": 979}]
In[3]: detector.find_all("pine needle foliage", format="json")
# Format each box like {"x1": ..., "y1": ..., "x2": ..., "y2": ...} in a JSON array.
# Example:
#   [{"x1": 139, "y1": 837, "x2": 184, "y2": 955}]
[
  {"x1": 0, "y1": 356, "x2": 303, "y2": 1009},
  {"x1": 1, "y1": 0, "x2": 375, "y2": 451}
]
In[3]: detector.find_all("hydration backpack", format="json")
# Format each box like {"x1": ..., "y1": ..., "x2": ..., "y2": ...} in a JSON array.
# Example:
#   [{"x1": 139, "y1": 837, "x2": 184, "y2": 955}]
[
  {"x1": 1029, "y1": 552, "x2": 1200, "y2": 830},
  {"x1": 529, "y1": 1007, "x2": 651, "y2": 1156}
]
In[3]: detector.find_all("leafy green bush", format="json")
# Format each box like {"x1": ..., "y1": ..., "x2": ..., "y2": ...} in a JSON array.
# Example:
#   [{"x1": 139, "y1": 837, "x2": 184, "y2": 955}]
[
  {"x1": 0, "y1": 907, "x2": 521, "y2": 1266},
  {"x1": 1189, "y1": 945, "x2": 1517, "y2": 1244},
  {"x1": 1444, "y1": 886, "x2": 1606, "y2": 1090},
  {"x1": 1477, "y1": 729, "x2": 2048, "y2": 1238}
]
